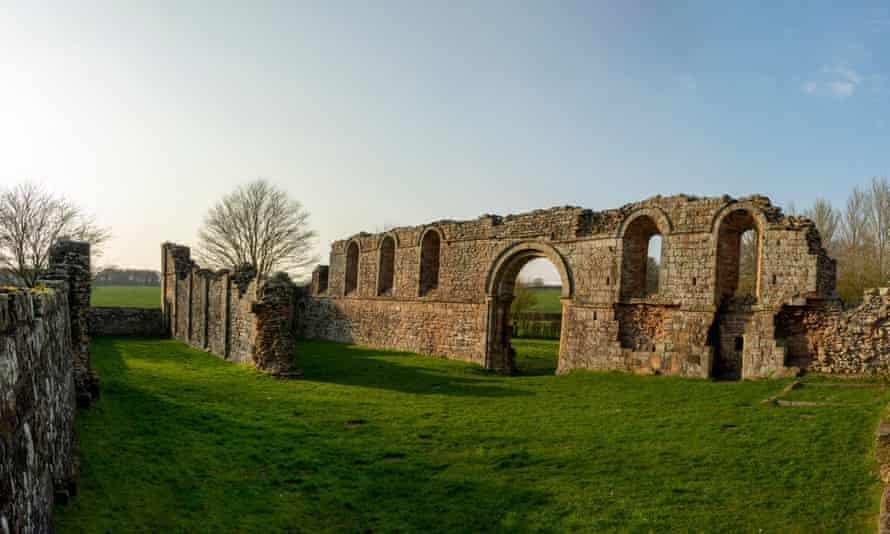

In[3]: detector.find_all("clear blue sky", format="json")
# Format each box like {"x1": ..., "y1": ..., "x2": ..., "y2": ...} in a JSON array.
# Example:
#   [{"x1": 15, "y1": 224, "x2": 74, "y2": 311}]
[{"x1": 1, "y1": 1, "x2": 888, "y2": 281}]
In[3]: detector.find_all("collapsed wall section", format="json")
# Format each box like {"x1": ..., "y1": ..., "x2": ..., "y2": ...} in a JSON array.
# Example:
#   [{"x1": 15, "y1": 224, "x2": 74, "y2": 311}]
[
  {"x1": 161, "y1": 243, "x2": 299, "y2": 376},
  {"x1": 774, "y1": 289, "x2": 890, "y2": 375}
]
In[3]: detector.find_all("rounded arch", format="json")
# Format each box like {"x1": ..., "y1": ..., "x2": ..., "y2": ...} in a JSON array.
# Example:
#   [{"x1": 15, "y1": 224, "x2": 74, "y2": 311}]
[
  {"x1": 485, "y1": 241, "x2": 573, "y2": 299},
  {"x1": 418, "y1": 227, "x2": 443, "y2": 296},
  {"x1": 416, "y1": 226, "x2": 445, "y2": 246},
  {"x1": 709, "y1": 202, "x2": 768, "y2": 236},
  {"x1": 616, "y1": 206, "x2": 673, "y2": 239},
  {"x1": 618, "y1": 209, "x2": 670, "y2": 299},
  {"x1": 344, "y1": 239, "x2": 361, "y2": 296},
  {"x1": 712, "y1": 204, "x2": 765, "y2": 305},
  {"x1": 378, "y1": 231, "x2": 400, "y2": 249},
  {"x1": 376, "y1": 233, "x2": 397, "y2": 296}
]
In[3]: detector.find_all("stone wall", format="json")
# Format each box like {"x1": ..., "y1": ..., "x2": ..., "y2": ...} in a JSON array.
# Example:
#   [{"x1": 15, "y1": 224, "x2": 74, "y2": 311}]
[
  {"x1": 773, "y1": 289, "x2": 890, "y2": 375},
  {"x1": 0, "y1": 240, "x2": 93, "y2": 532},
  {"x1": 299, "y1": 194, "x2": 849, "y2": 379},
  {"x1": 161, "y1": 243, "x2": 300, "y2": 376},
  {"x1": 89, "y1": 307, "x2": 166, "y2": 337},
  {"x1": 42, "y1": 241, "x2": 98, "y2": 404}
]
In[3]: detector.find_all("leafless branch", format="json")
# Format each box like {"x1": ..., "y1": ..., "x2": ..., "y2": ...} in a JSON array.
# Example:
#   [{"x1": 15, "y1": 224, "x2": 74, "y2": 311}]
[
  {"x1": 0, "y1": 182, "x2": 110, "y2": 287},
  {"x1": 196, "y1": 179, "x2": 317, "y2": 279}
]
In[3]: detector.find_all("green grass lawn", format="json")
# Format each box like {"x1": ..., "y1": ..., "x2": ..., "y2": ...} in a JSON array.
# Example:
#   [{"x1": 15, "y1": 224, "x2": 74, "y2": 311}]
[
  {"x1": 91, "y1": 285, "x2": 160, "y2": 308},
  {"x1": 55, "y1": 337, "x2": 887, "y2": 532},
  {"x1": 527, "y1": 287, "x2": 562, "y2": 312}
]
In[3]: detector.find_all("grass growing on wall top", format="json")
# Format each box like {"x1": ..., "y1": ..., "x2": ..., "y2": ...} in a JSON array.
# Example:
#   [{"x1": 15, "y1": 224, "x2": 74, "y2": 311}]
[
  {"x1": 90, "y1": 285, "x2": 160, "y2": 308},
  {"x1": 55, "y1": 337, "x2": 887, "y2": 532}
]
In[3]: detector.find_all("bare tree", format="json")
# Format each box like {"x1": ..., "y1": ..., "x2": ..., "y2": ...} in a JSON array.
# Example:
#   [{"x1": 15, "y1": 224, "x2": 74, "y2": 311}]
[
  {"x1": 803, "y1": 198, "x2": 840, "y2": 253},
  {"x1": 0, "y1": 182, "x2": 109, "y2": 287},
  {"x1": 866, "y1": 177, "x2": 890, "y2": 282},
  {"x1": 197, "y1": 179, "x2": 317, "y2": 278},
  {"x1": 836, "y1": 186, "x2": 878, "y2": 302}
]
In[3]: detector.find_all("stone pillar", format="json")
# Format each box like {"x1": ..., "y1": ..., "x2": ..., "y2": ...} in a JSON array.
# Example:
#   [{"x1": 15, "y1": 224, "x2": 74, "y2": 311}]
[
  {"x1": 311, "y1": 265, "x2": 329, "y2": 295},
  {"x1": 252, "y1": 272, "x2": 302, "y2": 377},
  {"x1": 43, "y1": 240, "x2": 99, "y2": 407},
  {"x1": 161, "y1": 242, "x2": 193, "y2": 339}
]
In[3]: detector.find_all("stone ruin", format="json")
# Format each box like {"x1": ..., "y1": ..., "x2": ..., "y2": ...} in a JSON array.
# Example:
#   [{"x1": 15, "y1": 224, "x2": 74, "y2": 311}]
[
  {"x1": 160, "y1": 243, "x2": 300, "y2": 377},
  {"x1": 1, "y1": 241, "x2": 95, "y2": 532},
  {"x1": 297, "y1": 193, "x2": 890, "y2": 379}
]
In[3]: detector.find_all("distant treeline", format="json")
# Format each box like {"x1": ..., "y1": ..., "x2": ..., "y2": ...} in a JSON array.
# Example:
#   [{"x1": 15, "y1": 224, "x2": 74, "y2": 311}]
[{"x1": 94, "y1": 267, "x2": 160, "y2": 286}]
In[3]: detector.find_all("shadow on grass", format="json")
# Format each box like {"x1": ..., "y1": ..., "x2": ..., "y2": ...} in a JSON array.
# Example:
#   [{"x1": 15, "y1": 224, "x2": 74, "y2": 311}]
[
  {"x1": 296, "y1": 339, "x2": 533, "y2": 398},
  {"x1": 56, "y1": 339, "x2": 552, "y2": 532}
]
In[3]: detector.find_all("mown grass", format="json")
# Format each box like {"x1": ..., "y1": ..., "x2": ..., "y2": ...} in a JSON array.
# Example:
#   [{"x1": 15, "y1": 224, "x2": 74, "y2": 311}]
[
  {"x1": 91, "y1": 285, "x2": 160, "y2": 308},
  {"x1": 527, "y1": 287, "x2": 562, "y2": 313},
  {"x1": 55, "y1": 337, "x2": 888, "y2": 532}
]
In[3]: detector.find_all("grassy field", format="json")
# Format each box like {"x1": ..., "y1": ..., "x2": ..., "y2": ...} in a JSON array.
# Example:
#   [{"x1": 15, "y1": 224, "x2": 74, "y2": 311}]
[
  {"x1": 526, "y1": 287, "x2": 561, "y2": 313},
  {"x1": 55, "y1": 337, "x2": 887, "y2": 532},
  {"x1": 91, "y1": 285, "x2": 160, "y2": 308}
]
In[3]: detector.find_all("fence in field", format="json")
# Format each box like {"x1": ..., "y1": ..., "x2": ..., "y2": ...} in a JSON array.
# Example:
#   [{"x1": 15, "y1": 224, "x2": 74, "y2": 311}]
[{"x1": 511, "y1": 312, "x2": 561, "y2": 339}]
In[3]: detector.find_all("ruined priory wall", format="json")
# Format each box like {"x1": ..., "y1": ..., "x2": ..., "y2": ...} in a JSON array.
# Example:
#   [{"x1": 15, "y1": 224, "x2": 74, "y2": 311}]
[
  {"x1": 0, "y1": 241, "x2": 94, "y2": 532},
  {"x1": 89, "y1": 307, "x2": 165, "y2": 337},
  {"x1": 0, "y1": 287, "x2": 79, "y2": 532},
  {"x1": 305, "y1": 194, "x2": 836, "y2": 377},
  {"x1": 302, "y1": 297, "x2": 488, "y2": 365},
  {"x1": 42, "y1": 241, "x2": 97, "y2": 403},
  {"x1": 228, "y1": 279, "x2": 259, "y2": 366},
  {"x1": 161, "y1": 244, "x2": 297, "y2": 375},
  {"x1": 774, "y1": 290, "x2": 890, "y2": 375}
]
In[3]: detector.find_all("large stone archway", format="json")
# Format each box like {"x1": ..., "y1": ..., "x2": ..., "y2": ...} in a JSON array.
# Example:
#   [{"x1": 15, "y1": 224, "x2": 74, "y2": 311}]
[{"x1": 483, "y1": 241, "x2": 573, "y2": 373}]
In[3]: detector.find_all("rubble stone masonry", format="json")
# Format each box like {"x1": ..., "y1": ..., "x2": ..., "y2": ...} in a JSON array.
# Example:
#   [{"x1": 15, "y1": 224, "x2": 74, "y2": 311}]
[
  {"x1": 296, "y1": 194, "x2": 890, "y2": 378},
  {"x1": 89, "y1": 306, "x2": 166, "y2": 337},
  {"x1": 1, "y1": 240, "x2": 93, "y2": 532},
  {"x1": 161, "y1": 243, "x2": 300, "y2": 376}
]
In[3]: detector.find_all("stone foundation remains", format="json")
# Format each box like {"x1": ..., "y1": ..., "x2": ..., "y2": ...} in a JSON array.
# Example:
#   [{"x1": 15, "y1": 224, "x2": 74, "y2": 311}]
[
  {"x1": 296, "y1": 194, "x2": 890, "y2": 378},
  {"x1": 161, "y1": 243, "x2": 300, "y2": 376},
  {"x1": 1, "y1": 240, "x2": 93, "y2": 532},
  {"x1": 89, "y1": 307, "x2": 166, "y2": 337}
]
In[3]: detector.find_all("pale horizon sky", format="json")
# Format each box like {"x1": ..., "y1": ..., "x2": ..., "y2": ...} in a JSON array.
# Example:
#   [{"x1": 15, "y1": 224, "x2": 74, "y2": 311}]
[{"x1": 2, "y1": 1, "x2": 888, "y2": 284}]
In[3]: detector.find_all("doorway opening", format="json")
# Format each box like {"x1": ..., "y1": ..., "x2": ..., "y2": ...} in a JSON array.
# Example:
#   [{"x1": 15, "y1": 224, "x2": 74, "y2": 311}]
[
  {"x1": 712, "y1": 209, "x2": 761, "y2": 380},
  {"x1": 487, "y1": 244, "x2": 570, "y2": 376}
]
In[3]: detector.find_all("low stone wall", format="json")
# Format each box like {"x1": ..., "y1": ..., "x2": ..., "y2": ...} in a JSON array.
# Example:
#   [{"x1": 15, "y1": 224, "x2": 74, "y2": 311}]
[
  {"x1": 298, "y1": 297, "x2": 488, "y2": 365},
  {"x1": 776, "y1": 289, "x2": 890, "y2": 375},
  {"x1": 89, "y1": 306, "x2": 166, "y2": 337}
]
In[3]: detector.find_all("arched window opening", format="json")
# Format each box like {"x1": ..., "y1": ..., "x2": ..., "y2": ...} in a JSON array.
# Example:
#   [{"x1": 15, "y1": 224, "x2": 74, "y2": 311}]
[
  {"x1": 419, "y1": 230, "x2": 441, "y2": 296},
  {"x1": 712, "y1": 209, "x2": 761, "y2": 381},
  {"x1": 646, "y1": 234, "x2": 663, "y2": 295},
  {"x1": 378, "y1": 236, "x2": 396, "y2": 296},
  {"x1": 620, "y1": 215, "x2": 664, "y2": 299},
  {"x1": 344, "y1": 241, "x2": 359, "y2": 296},
  {"x1": 715, "y1": 210, "x2": 761, "y2": 304}
]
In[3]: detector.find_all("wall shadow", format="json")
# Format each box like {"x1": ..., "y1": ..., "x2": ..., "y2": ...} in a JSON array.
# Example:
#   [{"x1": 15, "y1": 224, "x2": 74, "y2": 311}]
[
  {"x1": 296, "y1": 339, "x2": 532, "y2": 398},
  {"x1": 57, "y1": 338, "x2": 552, "y2": 532}
]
